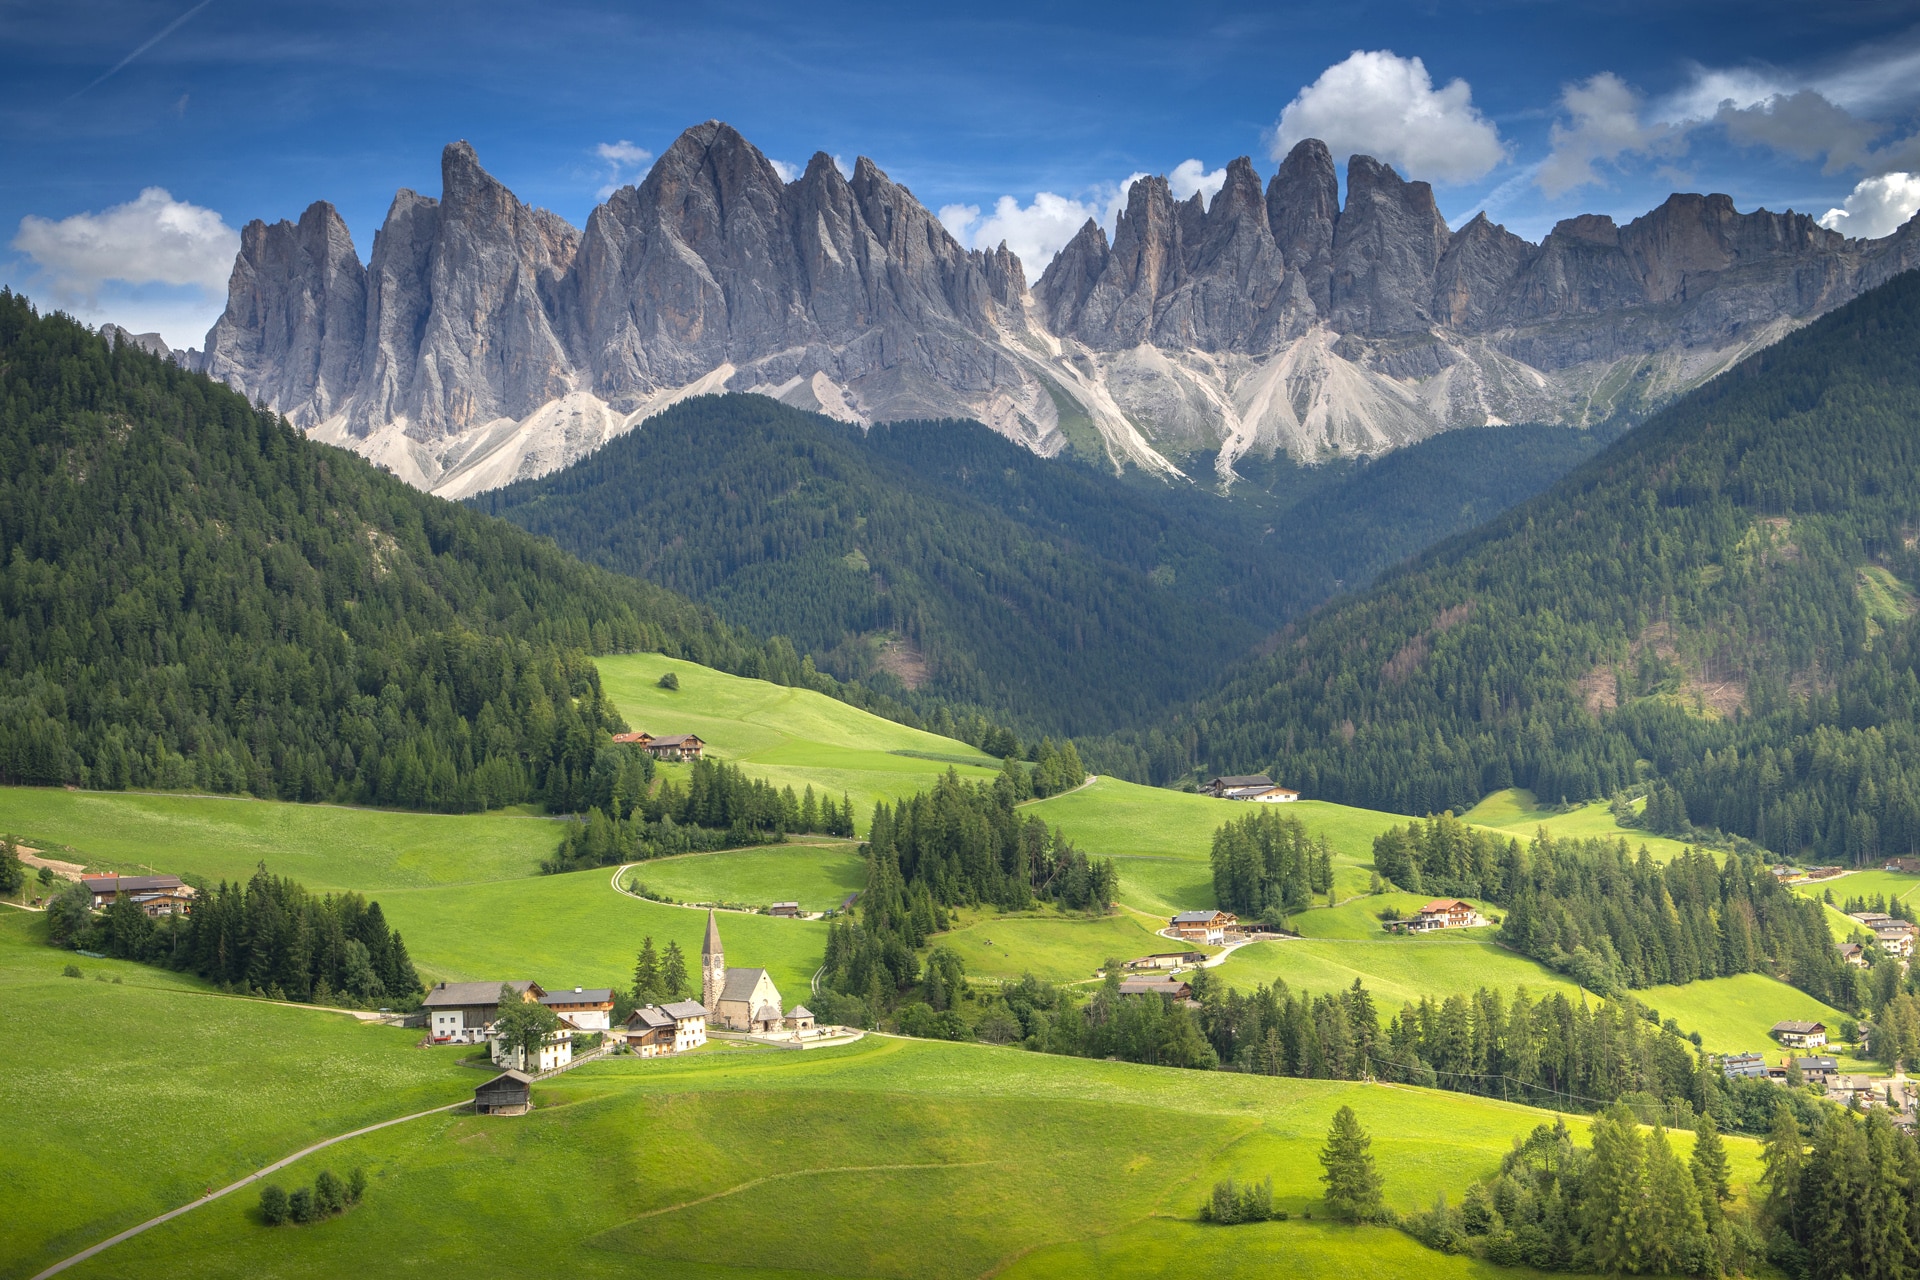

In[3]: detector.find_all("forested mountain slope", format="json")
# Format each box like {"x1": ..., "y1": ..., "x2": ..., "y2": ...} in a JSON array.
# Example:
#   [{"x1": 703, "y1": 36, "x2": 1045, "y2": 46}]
[
  {"x1": 1137, "y1": 267, "x2": 1920, "y2": 863},
  {"x1": 478, "y1": 395, "x2": 1609, "y2": 735},
  {"x1": 0, "y1": 294, "x2": 900, "y2": 810}
]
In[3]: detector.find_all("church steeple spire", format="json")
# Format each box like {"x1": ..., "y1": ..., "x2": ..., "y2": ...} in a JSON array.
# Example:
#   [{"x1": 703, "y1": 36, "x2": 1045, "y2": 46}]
[{"x1": 701, "y1": 909, "x2": 725, "y2": 1010}]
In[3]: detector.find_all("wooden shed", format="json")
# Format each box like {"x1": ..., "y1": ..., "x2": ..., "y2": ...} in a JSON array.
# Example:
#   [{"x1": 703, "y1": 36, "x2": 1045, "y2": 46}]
[{"x1": 475, "y1": 1069, "x2": 534, "y2": 1116}]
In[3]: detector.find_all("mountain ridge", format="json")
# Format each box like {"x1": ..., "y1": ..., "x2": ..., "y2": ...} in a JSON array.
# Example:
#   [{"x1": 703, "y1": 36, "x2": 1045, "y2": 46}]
[{"x1": 185, "y1": 120, "x2": 1920, "y2": 497}]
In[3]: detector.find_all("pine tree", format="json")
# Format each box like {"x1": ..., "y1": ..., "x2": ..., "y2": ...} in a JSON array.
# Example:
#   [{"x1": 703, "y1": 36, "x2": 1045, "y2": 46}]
[
  {"x1": 633, "y1": 937, "x2": 662, "y2": 1005},
  {"x1": 1691, "y1": 1111, "x2": 1732, "y2": 1211},
  {"x1": 660, "y1": 941, "x2": 690, "y2": 1000},
  {"x1": 1642, "y1": 1125, "x2": 1707, "y2": 1275},
  {"x1": 1761, "y1": 1101, "x2": 1807, "y2": 1246},
  {"x1": 1319, "y1": 1104, "x2": 1383, "y2": 1222},
  {"x1": 1584, "y1": 1102, "x2": 1647, "y2": 1274}
]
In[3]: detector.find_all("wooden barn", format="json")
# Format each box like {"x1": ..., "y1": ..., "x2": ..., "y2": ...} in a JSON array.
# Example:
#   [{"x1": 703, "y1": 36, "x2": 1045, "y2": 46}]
[{"x1": 475, "y1": 1070, "x2": 534, "y2": 1116}]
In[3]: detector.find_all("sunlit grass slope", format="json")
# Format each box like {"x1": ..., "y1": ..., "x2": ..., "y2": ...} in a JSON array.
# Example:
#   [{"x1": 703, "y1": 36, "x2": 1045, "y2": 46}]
[
  {"x1": 1462, "y1": 788, "x2": 1696, "y2": 861},
  {"x1": 1639, "y1": 972, "x2": 1869, "y2": 1068},
  {"x1": 0, "y1": 786, "x2": 561, "y2": 892},
  {"x1": 939, "y1": 905, "x2": 1192, "y2": 983},
  {"x1": 49, "y1": 1034, "x2": 1766, "y2": 1280},
  {"x1": 1793, "y1": 869, "x2": 1920, "y2": 908},
  {"x1": 377, "y1": 867, "x2": 824, "y2": 996},
  {"x1": 623, "y1": 841, "x2": 866, "y2": 913},
  {"x1": 0, "y1": 911, "x2": 472, "y2": 1280},
  {"x1": 1214, "y1": 934, "x2": 1582, "y2": 1010},
  {"x1": 595, "y1": 652, "x2": 1001, "y2": 828}
]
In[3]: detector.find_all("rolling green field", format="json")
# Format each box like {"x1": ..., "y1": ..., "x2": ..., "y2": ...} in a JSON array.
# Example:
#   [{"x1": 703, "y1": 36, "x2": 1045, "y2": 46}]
[
  {"x1": 623, "y1": 841, "x2": 867, "y2": 913},
  {"x1": 1213, "y1": 934, "x2": 1583, "y2": 1010},
  {"x1": 39, "y1": 1031, "x2": 1765, "y2": 1280},
  {"x1": 0, "y1": 911, "x2": 473, "y2": 1280},
  {"x1": 1637, "y1": 973, "x2": 1870, "y2": 1067},
  {"x1": 596, "y1": 652, "x2": 1002, "y2": 826},
  {"x1": 377, "y1": 867, "x2": 825, "y2": 997},
  {"x1": 939, "y1": 904, "x2": 1200, "y2": 983},
  {"x1": 0, "y1": 786, "x2": 561, "y2": 892},
  {"x1": 1461, "y1": 789, "x2": 1697, "y2": 861},
  {"x1": 1794, "y1": 869, "x2": 1920, "y2": 909},
  {"x1": 1024, "y1": 777, "x2": 1410, "y2": 913}
]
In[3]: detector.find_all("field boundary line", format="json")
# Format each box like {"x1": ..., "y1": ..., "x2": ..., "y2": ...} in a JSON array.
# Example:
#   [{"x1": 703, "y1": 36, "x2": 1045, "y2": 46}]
[
  {"x1": 624, "y1": 1160, "x2": 993, "y2": 1221},
  {"x1": 29, "y1": 1097, "x2": 471, "y2": 1280}
]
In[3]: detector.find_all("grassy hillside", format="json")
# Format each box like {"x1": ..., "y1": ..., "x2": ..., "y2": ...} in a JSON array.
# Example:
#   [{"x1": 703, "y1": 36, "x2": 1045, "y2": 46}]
[
  {"x1": 624, "y1": 842, "x2": 866, "y2": 913},
  {"x1": 1213, "y1": 934, "x2": 1581, "y2": 1010},
  {"x1": 595, "y1": 651, "x2": 1000, "y2": 826},
  {"x1": 1460, "y1": 788, "x2": 1697, "y2": 861},
  {"x1": 1639, "y1": 972, "x2": 1866, "y2": 1065},
  {"x1": 0, "y1": 911, "x2": 471, "y2": 1280},
  {"x1": 31, "y1": 1031, "x2": 1765, "y2": 1280},
  {"x1": 0, "y1": 785, "x2": 561, "y2": 891},
  {"x1": 1150, "y1": 268, "x2": 1920, "y2": 862}
]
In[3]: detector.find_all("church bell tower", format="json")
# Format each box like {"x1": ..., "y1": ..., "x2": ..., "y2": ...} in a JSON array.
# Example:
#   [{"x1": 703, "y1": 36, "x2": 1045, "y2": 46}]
[{"x1": 701, "y1": 909, "x2": 725, "y2": 1009}]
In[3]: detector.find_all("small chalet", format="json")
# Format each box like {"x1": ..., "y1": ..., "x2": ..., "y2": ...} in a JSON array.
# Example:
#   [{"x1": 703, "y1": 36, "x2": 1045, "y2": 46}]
[
  {"x1": 1886, "y1": 858, "x2": 1920, "y2": 874},
  {"x1": 1126, "y1": 952, "x2": 1209, "y2": 971},
  {"x1": 625, "y1": 999, "x2": 710, "y2": 1056},
  {"x1": 1169, "y1": 909, "x2": 1237, "y2": 944},
  {"x1": 424, "y1": 980, "x2": 545, "y2": 1044},
  {"x1": 1838, "y1": 942, "x2": 1869, "y2": 968},
  {"x1": 1119, "y1": 977, "x2": 1195, "y2": 999},
  {"x1": 1787, "y1": 1054, "x2": 1839, "y2": 1084},
  {"x1": 1875, "y1": 924, "x2": 1916, "y2": 958},
  {"x1": 1203, "y1": 775, "x2": 1298, "y2": 802},
  {"x1": 611, "y1": 731, "x2": 653, "y2": 747},
  {"x1": 539, "y1": 987, "x2": 616, "y2": 1032},
  {"x1": 82, "y1": 874, "x2": 196, "y2": 916},
  {"x1": 1721, "y1": 1051, "x2": 1769, "y2": 1080},
  {"x1": 646, "y1": 734, "x2": 705, "y2": 761},
  {"x1": 474, "y1": 1070, "x2": 533, "y2": 1116},
  {"x1": 1386, "y1": 899, "x2": 1484, "y2": 933},
  {"x1": 491, "y1": 1023, "x2": 573, "y2": 1074},
  {"x1": 1772, "y1": 1020, "x2": 1829, "y2": 1049},
  {"x1": 768, "y1": 901, "x2": 801, "y2": 918}
]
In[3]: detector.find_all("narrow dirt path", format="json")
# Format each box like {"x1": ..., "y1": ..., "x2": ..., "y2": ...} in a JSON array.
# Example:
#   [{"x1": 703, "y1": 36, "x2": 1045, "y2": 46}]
[{"x1": 30, "y1": 1097, "x2": 472, "y2": 1279}]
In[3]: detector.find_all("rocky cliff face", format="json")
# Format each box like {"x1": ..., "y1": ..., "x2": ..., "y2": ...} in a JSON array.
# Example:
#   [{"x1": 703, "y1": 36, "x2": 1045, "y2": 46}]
[{"x1": 196, "y1": 122, "x2": 1920, "y2": 495}]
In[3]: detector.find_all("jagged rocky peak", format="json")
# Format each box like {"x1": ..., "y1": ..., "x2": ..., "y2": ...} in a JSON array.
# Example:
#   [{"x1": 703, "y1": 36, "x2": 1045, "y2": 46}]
[{"x1": 196, "y1": 119, "x2": 1920, "y2": 496}]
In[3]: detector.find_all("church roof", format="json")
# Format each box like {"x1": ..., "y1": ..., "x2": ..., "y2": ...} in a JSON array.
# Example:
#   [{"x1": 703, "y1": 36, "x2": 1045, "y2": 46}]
[
  {"x1": 660, "y1": 999, "x2": 708, "y2": 1019},
  {"x1": 720, "y1": 967, "x2": 771, "y2": 1003},
  {"x1": 788, "y1": 1005, "x2": 813, "y2": 1019},
  {"x1": 703, "y1": 909, "x2": 723, "y2": 959},
  {"x1": 754, "y1": 1002, "x2": 783, "y2": 1022}
]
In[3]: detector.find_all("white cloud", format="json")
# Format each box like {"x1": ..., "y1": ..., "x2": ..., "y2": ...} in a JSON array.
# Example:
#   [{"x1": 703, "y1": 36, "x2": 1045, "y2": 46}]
[
  {"x1": 1274, "y1": 50, "x2": 1505, "y2": 185},
  {"x1": 1717, "y1": 90, "x2": 1883, "y2": 173},
  {"x1": 1168, "y1": 159, "x2": 1227, "y2": 204},
  {"x1": 939, "y1": 172, "x2": 1151, "y2": 280},
  {"x1": 1820, "y1": 172, "x2": 1920, "y2": 239},
  {"x1": 1538, "y1": 73, "x2": 1672, "y2": 197},
  {"x1": 768, "y1": 158, "x2": 799, "y2": 183},
  {"x1": 832, "y1": 154, "x2": 852, "y2": 180},
  {"x1": 13, "y1": 188, "x2": 237, "y2": 302},
  {"x1": 594, "y1": 139, "x2": 653, "y2": 198}
]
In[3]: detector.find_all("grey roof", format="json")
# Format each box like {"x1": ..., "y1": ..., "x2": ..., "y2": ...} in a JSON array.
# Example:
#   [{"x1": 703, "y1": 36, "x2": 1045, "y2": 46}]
[
  {"x1": 1171, "y1": 910, "x2": 1223, "y2": 924},
  {"x1": 625, "y1": 1007, "x2": 673, "y2": 1030},
  {"x1": 1792, "y1": 1055, "x2": 1839, "y2": 1069},
  {"x1": 649, "y1": 733, "x2": 702, "y2": 747},
  {"x1": 478, "y1": 1069, "x2": 533, "y2": 1088},
  {"x1": 1209, "y1": 775, "x2": 1273, "y2": 789},
  {"x1": 82, "y1": 874, "x2": 185, "y2": 892},
  {"x1": 660, "y1": 999, "x2": 708, "y2": 1020},
  {"x1": 753, "y1": 1001, "x2": 783, "y2": 1021},
  {"x1": 1119, "y1": 978, "x2": 1192, "y2": 995},
  {"x1": 1772, "y1": 1020, "x2": 1827, "y2": 1034},
  {"x1": 424, "y1": 980, "x2": 540, "y2": 1008},
  {"x1": 719, "y1": 967, "x2": 771, "y2": 1003},
  {"x1": 703, "y1": 909, "x2": 723, "y2": 960},
  {"x1": 788, "y1": 1005, "x2": 813, "y2": 1018},
  {"x1": 539, "y1": 988, "x2": 614, "y2": 1006}
]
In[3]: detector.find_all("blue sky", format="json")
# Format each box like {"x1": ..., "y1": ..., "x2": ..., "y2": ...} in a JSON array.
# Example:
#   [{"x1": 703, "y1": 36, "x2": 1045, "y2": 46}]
[{"x1": 7, "y1": 0, "x2": 1920, "y2": 346}]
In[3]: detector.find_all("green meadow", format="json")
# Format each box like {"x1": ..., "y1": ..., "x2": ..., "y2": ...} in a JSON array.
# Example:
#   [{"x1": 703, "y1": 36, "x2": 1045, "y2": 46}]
[
  {"x1": 0, "y1": 786, "x2": 560, "y2": 892},
  {"x1": 377, "y1": 867, "x2": 825, "y2": 996},
  {"x1": 1794, "y1": 869, "x2": 1920, "y2": 909},
  {"x1": 595, "y1": 652, "x2": 1002, "y2": 825},
  {"x1": 38, "y1": 1032, "x2": 1766, "y2": 1280},
  {"x1": 0, "y1": 911, "x2": 473, "y2": 1280},
  {"x1": 939, "y1": 904, "x2": 1197, "y2": 983},
  {"x1": 624, "y1": 840, "x2": 867, "y2": 912},
  {"x1": 1213, "y1": 934, "x2": 1583, "y2": 1010},
  {"x1": 1638, "y1": 972, "x2": 1870, "y2": 1067},
  {"x1": 1461, "y1": 789, "x2": 1697, "y2": 861}
]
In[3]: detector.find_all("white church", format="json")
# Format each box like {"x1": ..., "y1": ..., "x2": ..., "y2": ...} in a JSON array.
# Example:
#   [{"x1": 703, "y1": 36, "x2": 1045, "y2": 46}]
[{"x1": 702, "y1": 910, "x2": 814, "y2": 1034}]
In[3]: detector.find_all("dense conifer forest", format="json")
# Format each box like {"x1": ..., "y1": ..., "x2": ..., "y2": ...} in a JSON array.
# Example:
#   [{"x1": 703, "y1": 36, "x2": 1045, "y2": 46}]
[
  {"x1": 1123, "y1": 268, "x2": 1920, "y2": 862},
  {"x1": 0, "y1": 295, "x2": 911, "y2": 810}
]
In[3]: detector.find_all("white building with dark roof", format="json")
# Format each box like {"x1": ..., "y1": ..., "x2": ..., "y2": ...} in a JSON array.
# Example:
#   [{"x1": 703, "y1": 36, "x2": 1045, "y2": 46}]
[{"x1": 423, "y1": 980, "x2": 545, "y2": 1044}]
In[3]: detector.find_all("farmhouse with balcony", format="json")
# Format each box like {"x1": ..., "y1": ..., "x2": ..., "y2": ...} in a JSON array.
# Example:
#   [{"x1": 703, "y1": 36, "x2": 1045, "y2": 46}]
[
  {"x1": 1203, "y1": 774, "x2": 1299, "y2": 802},
  {"x1": 424, "y1": 980, "x2": 545, "y2": 1044},
  {"x1": 646, "y1": 733, "x2": 705, "y2": 761},
  {"x1": 1771, "y1": 1020, "x2": 1828, "y2": 1049},
  {"x1": 82, "y1": 875, "x2": 196, "y2": 916},
  {"x1": 540, "y1": 987, "x2": 616, "y2": 1031},
  {"x1": 1385, "y1": 899, "x2": 1485, "y2": 933},
  {"x1": 623, "y1": 999, "x2": 709, "y2": 1056},
  {"x1": 1169, "y1": 910, "x2": 1237, "y2": 944}
]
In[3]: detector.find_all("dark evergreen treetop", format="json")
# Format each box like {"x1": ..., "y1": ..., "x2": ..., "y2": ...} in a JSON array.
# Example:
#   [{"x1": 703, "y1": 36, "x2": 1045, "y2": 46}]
[{"x1": 0, "y1": 293, "x2": 901, "y2": 810}]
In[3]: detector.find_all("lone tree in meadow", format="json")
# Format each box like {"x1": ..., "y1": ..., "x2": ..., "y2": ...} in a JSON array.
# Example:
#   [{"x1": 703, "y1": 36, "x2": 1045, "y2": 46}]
[
  {"x1": 1319, "y1": 1104, "x2": 1383, "y2": 1222},
  {"x1": 661, "y1": 940, "x2": 691, "y2": 999},
  {"x1": 633, "y1": 937, "x2": 662, "y2": 1004}
]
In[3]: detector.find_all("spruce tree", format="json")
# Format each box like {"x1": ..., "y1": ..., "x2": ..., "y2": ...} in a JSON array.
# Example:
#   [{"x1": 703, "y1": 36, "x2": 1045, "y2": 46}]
[
  {"x1": 1760, "y1": 1101, "x2": 1806, "y2": 1246},
  {"x1": 660, "y1": 941, "x2": 690, "y2": 1000},
  {"x1": 1318, "y1": 1104, "x2": 1383, "y2": 1222},
  {"x1": 1642, "y1": 1126, "x2": 1707, "y2": 1275},
  {"x1": 632, "y1": 937, "x2": 662, "y2": 1005},
  {"x1": 1584, "y1": 1103, "x2": 1647, "y2": 1274},
  {"x1": 1690, "y1": 1111, "x2": 1732, "y2": 1210}
]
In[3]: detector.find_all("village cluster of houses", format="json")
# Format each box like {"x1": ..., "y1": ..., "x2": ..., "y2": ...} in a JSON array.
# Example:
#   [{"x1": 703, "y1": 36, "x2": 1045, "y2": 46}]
[
  {"x1": 609, "y1": 729, "x2": 706, "y2": 760},
  {"x1": 1717, "y1": 1021, "x2": 1920, "y2": 1124},
  {"x1": 439, "y1": 911, "x2": 817, "y2": 1078},
  {"x1": 1839, "y1": 910, "x2": 1917, "y2": 962}
]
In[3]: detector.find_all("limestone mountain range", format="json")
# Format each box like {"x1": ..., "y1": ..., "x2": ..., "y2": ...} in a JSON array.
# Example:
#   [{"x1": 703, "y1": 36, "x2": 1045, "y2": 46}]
[{"x1": 176, "y1": 120, "x2": 1920, "y2": 497}]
